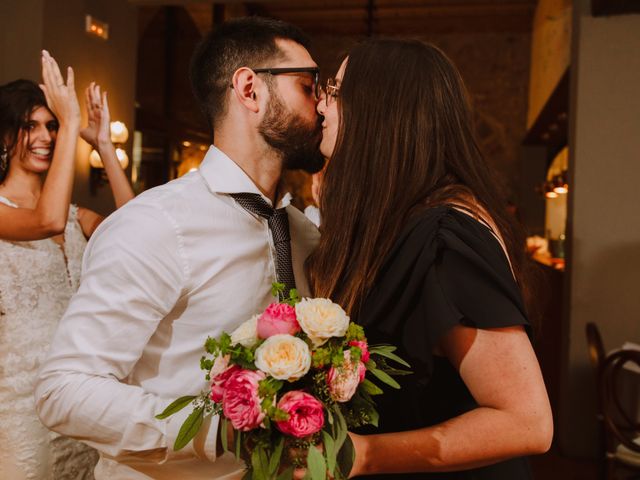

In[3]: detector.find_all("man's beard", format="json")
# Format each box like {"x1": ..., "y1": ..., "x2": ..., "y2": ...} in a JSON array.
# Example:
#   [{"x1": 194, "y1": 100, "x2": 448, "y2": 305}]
[{"x1": 258, "y1": 91, "x2": 325, "y2": 174}]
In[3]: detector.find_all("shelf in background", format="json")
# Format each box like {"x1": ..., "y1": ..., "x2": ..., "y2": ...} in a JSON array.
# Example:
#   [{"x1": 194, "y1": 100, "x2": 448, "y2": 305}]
[{"x1": 523, "y1": 68, "x2": 569, "y2": 152}]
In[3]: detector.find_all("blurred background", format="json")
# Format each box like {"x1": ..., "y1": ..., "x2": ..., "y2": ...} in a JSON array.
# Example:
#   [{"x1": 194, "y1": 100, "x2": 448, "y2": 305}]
[{"x1": 1, "y1": 1, "x2": 639, "y2": 478}]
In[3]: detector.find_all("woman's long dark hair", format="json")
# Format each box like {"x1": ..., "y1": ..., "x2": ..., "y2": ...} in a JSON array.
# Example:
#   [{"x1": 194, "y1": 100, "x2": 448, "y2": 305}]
[
  {"x1": 0, "y1": 79, "x2": 52, "y2": 182},
  {"x1": 307, "y1": 39, "x2": 530, "y2": 317}
]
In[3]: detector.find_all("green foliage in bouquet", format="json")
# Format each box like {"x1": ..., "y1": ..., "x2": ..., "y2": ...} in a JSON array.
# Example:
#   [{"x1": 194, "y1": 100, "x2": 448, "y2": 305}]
[{"x1": 156, "y1": 284, "x2": 411, "y2": 479}]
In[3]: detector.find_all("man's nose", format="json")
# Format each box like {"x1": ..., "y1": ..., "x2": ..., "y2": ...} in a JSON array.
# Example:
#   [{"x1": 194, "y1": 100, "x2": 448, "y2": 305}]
[{"x1": 316, "y1": 94, "x2": 326, "y2": 115}]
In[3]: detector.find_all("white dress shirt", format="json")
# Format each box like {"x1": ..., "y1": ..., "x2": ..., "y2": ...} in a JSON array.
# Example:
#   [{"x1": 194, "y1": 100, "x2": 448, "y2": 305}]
[{"x1": 35, "y1": 146, "x2": 320, "y2": 479}]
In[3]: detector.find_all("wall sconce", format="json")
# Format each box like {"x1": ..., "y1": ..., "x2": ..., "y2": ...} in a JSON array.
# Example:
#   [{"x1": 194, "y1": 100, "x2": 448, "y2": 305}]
[
  {"x1": 552, "y1": 170, "x2": 569, "y2": 194},
  {"x1": 90, "y1": 121, "x2": 130, "y2": 194},
  {"x1": 544, "y1": 183, "x2": 559, "y2": 199}
]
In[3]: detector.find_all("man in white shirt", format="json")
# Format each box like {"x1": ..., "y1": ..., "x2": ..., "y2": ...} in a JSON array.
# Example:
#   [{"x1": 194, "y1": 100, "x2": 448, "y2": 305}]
[{"x1": 35, "y1": 17, "x2": 323, "y2": 479}]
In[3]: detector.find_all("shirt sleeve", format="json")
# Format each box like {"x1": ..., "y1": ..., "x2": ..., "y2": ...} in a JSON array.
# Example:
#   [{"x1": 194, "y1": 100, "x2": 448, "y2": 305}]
[
  {"x1": 34, "y1": 201, "x2": 217, "y2": 463},
  {"x1": 420, "y1": 220, "x2": 531, "y2": 351}
]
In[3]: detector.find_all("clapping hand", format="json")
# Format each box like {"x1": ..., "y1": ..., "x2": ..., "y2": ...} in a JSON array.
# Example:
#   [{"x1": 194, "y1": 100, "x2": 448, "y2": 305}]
[
  {"x1": 39, "y1": 50, "x2": 80, "y2": 128},
  {"x1": 80, "y1": 82, "x2": 111, "y2": 150}
]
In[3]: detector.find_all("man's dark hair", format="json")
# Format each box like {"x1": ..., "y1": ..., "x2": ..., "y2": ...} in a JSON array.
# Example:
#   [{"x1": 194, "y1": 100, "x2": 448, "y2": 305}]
[{"x1": 189, "y1": 16, "x2": 311, "y2": 131}]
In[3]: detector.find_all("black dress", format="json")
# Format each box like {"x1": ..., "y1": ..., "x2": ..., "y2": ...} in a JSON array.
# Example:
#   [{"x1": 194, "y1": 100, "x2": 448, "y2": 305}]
[{"x1": 355, "y1": 206, "x2": 533, "y2": 479}]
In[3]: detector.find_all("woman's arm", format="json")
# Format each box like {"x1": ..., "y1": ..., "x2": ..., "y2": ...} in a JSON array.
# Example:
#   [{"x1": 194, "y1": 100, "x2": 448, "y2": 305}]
[
  {"x1": 349, "y1": 325, "x2": 553, "y2": 476},
  {"x1": 80, "y1": 83, "x2": 134, "y2": 210},
  {"x1": 0, "y1": 51, "x2": 80, "y2": 241},
  {"x1": 77, "y1": 83, "x2": 135, "y2": 238}
]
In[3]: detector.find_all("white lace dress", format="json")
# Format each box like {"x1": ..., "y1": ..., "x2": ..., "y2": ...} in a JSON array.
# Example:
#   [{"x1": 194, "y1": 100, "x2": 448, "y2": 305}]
[{"x1": 0, "y1": 196, "x2": 99, "y2": 479}]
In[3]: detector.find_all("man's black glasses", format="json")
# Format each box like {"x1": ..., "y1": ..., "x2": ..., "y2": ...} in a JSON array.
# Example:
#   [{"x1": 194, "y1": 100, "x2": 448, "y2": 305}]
[{"x1": 252, "y1": 67, "x2": 321, "y2": 99}]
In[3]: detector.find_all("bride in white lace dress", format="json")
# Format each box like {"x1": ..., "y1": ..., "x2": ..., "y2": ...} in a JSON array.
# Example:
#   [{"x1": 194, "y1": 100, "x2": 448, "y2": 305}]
[{"x1": 0, "y1": 51, "x2": 134, "y2": 480}]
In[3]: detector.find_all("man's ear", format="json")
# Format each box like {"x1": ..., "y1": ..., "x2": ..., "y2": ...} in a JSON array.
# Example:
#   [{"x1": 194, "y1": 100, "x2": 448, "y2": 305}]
[{"x1": 231, "y1": 67, "x2": 260, "y2": 113}]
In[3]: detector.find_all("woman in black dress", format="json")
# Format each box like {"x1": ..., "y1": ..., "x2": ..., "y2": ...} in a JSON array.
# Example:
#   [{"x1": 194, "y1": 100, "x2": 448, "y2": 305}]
[{"x1": 307, "y1": 39, "x2": 552, "y2": 478}]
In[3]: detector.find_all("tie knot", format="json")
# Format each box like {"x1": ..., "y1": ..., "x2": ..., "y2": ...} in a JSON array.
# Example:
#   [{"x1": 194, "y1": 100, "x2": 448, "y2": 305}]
[{"x1": 230, "y1": 193, "x2": 276, "y2": 219}]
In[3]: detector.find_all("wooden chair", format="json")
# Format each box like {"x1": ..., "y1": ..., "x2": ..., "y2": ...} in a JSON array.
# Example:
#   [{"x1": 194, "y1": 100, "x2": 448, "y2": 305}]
[
  {"x1": 587, "y1": 322, "x2": 608, "y2": 479},
  {"x1": 599, "y1": 349, "x2": 640, "y2": 479}
]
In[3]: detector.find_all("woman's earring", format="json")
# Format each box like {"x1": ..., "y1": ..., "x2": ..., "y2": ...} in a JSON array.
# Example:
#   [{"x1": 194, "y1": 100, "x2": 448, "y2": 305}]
[{"x1": 0, "y1": 149, "x2": 8, "y2": 180}]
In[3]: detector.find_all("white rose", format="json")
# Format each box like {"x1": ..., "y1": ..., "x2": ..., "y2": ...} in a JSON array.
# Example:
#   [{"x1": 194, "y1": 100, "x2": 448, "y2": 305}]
[
  {"x1": 295, "y1": 298, "x2": 350, "y2": 346},
  {"x1": 254, "y1": 334, "x2": 311, "y2": 381},
  {"x1": 230, "y1": 315, "x2": 259, "y2": 348}
]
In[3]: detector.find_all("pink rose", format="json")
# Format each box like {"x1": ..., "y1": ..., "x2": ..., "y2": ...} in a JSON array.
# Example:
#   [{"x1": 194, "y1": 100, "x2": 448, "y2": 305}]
[
  {"x1": 222, "y1": 369, "x2": 266, "y2": 431},
  {"x1": 349, "y1": 340, "x2": 370, "y2": 363},
  {"x1": 275, "y1": 391, "x2": 325, "y2": 438},
  {"x1": 257, "y1": 303, "x2": 300, "y2": 339},
  {"x1": 327, "y1": 351, "x2": 366, "y2": 403},
  {"x1": 210, "y1": 364, "x2": 240, "y2": 403}
]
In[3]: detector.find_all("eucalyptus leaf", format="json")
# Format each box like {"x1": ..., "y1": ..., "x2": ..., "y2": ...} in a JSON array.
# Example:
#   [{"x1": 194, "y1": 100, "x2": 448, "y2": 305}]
[
  {"x1": 251, "y1": 447, "x2": 269, "y2": 480},
  {"x1": 333, "y1": 405, "x2": 347, "y2": 452},
  {"x1": 307, "y1": 445, "x2": 327, "y2": 480},
  {"x1": 361, "y1": 379, "x2": 383, "y2": 395},
  {"x1": 371, "y1": 349, "x2": 411, "y2": 368},
  {"x1": 155, "y1": 395, "x2": 196, "y2": 420},
  {"x1": 369, "y1": 368, "x2": 401, "y2": 389},
  {"x1": 368, "y1": 345, "x2": 396, "y2": 354},
  {"x1": 268, "y1": 436, "x2": 285, "y2": 476},
  {"x1": 173, "y1": 406, "x2": 204, "y2": 450},
  {"x1": 336, "y1": 434, "x2": 355, "y2": 478},
  {"x1": 382, "y1": 367, "x2": 413, "y2": 376},
  {"x1": 322, "y1": 430, "x2": 336, "y2": 474}
]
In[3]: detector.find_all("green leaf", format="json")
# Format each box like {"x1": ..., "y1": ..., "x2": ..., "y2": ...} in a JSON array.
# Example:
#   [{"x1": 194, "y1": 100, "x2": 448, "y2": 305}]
[
  {"x1": 276, "y1": 467, "x2": 294, "y2": 480},
  {"x1": 369, "y1": 368, "x2": 401, "y2": 389},
  {"x1": 368, "y1": 344, "x2": 396, "y2": 353},
  {"x1": 251, "y1": 446, "x2": 269, "y2": 480},
  {"x1": 173, "y1": 406, "x2": 204, "y2": 450},
  {"x1": 268, "y1": 436, "x2": 285, "y2": 476},
  {"x1": 220, "y1": 418, "x2": 229, "y2": 453},
  {"x1": 361, "y1": 379, "x2": 383, "y2": 395},
  {"x1": 234, "y1": 429, "x2": 243, "y2": 460},
  {"x1": 370, "y1": 349, "x2": 411, "y2": 368},
  {"x1": 382, "y1": 367, "x2": 413, "y2": 376},
  {"x1": 336, "y1": 434, "x2": 355, "y2": 478},
  {"x1": 368, "y1": 406, "x2": 380, "y2": 427},
  {"x1": 322, "y1": 430, "x2": 336, "y2": 474},
  {"x1": 307, "y1": 446, "x2": 326, "y2": 480},
  {"x1": 333, "y1": 405, "x2": 348, "y2": 452},
  {"x1": 155, "y1": 395, "x2": 196, "y2": 420},
  {"x1": 241, "y1": 469, "x2": 253, "y2": 480}
]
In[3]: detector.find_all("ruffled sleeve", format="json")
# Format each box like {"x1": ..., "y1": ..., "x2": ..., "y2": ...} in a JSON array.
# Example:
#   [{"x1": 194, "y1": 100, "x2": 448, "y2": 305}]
[
  {"x1": 419, "y1": 210, "x2": 530, "y2": 352},
  {"x1": 358, "y1": 206, "x2": 529, "y2": 370}
]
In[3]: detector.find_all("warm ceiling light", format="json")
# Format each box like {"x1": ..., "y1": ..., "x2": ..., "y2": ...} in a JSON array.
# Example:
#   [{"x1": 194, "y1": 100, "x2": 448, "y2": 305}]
[
  {"x1": 182, "y1": 141, "x2": 192, "y2": 147},
  {"x1": 89, "y1": 148, "x2": 129, "y2": 170},
  {"x1": 552, "y1": 171, "x2": 569, "y2": 194},
  {"x1": 110, "y1": 121, "x2": 129, "y2": 144},
  {"x1": 115, "y1": 148, "x2": 129, "y2": 169}
]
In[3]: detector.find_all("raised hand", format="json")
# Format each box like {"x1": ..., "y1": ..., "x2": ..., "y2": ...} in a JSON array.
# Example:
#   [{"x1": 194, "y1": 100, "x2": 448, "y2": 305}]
[
  {"x1": 80, "y1": 82, "x2": 111, "y2": 149},
  {"x1": 39, "y1": 50, "x2": 80, "y2": 128}
]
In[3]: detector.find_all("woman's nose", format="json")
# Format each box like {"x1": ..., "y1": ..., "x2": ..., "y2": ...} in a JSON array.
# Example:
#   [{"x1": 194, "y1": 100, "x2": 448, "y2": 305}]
[{"x1": 36, "y1": 125, "x2": 53, "y2": 143}]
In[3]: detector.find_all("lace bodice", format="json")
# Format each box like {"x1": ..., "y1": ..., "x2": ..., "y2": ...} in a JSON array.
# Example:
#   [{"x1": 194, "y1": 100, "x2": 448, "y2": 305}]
[{"x1": 0, "y1": 197, "x2": 98, "y2": 479}]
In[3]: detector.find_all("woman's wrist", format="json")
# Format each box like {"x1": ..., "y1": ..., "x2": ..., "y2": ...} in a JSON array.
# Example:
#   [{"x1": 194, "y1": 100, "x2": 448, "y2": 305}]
[
  {"x1": 57, "y1": 120, "x2": 81, "y2": 134},
  {"x1": 349, "y1": 432, "x2": 371, "y2": 477},
  {"x1": 96, "y1": 139, "x2": 114, "y2": 152}
]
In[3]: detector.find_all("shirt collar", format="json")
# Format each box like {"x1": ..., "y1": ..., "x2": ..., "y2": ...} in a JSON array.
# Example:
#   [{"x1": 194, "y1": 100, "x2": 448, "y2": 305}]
[{"x1": 199, "y1": 145, "x2": 291, "y2": 208}]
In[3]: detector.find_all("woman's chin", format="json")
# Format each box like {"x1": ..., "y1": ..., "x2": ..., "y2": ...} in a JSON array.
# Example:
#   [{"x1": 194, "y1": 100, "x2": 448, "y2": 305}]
[{"x1": 319, "y1": 142, "x2": 334, "y2": 161}]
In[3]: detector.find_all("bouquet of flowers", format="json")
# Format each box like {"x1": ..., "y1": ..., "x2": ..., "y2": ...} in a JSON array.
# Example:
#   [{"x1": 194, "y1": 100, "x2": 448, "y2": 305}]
[{"x1": 156, "y1": 284, "x2": 411, "y2": 480}]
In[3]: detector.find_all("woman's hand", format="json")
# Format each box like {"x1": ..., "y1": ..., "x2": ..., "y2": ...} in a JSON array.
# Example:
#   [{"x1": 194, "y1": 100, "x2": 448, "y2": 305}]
[
  {"x1": 80, "y1": 82, "x2": 111, "y2": 150},
  {"x1": 39, "y1": 50, "x2": 80, "y2": 128}
]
